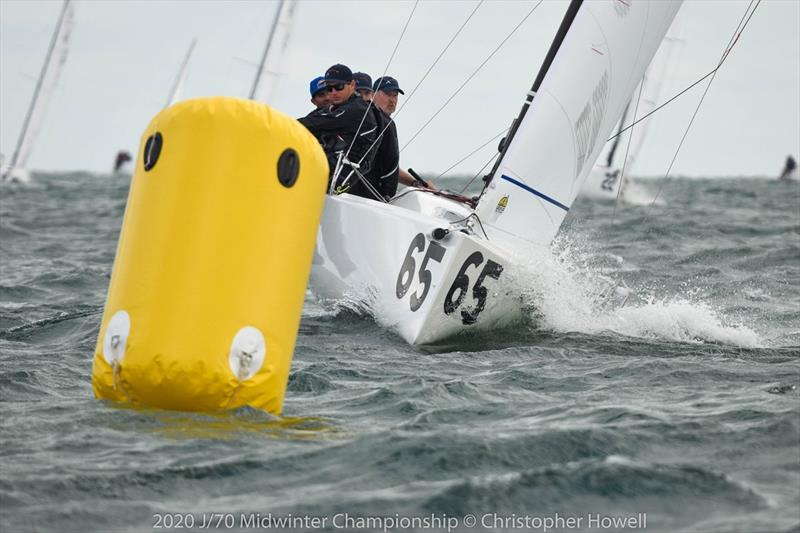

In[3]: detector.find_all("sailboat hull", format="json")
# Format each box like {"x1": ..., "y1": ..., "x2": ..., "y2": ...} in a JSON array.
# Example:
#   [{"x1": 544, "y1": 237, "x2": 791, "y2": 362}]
[
  {"x1": 580, "y1": 164, "x2": 623, "y2": 201},
  {"x1": 310, "y1": 193, "x2": 523, "y2": 344}
]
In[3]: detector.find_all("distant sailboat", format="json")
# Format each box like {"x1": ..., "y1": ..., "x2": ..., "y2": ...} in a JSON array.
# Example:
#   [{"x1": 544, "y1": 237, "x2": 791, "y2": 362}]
[
  {"x1": 580, "y1": 20, "x2": 683, "y2": 204},
  {"x1": 1, "y1": 0, "x2": 75, "y2": 183},
  {"x1": 248, "y1": 0, "x2": 297, "y2": 103}
]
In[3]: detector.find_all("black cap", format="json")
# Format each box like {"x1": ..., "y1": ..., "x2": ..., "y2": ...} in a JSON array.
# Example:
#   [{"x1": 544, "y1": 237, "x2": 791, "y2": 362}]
[
  {"x1": 353, "y1": 72, "x2": 373, "y2": 92},
  {"x1": 324, "y1": 64, "x2": 353, "y2": 84},
  {"x1": 373, "y1": 76, "x2": 404, "y2": 95}
]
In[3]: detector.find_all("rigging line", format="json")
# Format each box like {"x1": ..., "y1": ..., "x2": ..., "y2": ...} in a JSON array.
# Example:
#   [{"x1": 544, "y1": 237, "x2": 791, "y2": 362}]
[
  {"x1": 608, "y1": 0, "x2": 757, "y2": 144},
  {"x1": 354, "y1": 0, "x2": 483, "y2": 168},
  {"x1": 646, "y1": 0, "x2": 760, "y2": 213},
  {"x1": 462, "y1": 150, "x2": 500, "y2": 195},
  {"x1": 394, "y1": 0, "x2": 483, "y2": 119},
  {"x1": 400, "y1": 0, "x2": 545, "y2": 153},
  {"x1": 343, "y1": 0, "x2": 419, "y2": 163},
  {"x1": 433, "y1": 127, "x2": 508, "y2": 182},
  {"x1": 610, "y1": 79, "x2": 644, "y2": 232}
]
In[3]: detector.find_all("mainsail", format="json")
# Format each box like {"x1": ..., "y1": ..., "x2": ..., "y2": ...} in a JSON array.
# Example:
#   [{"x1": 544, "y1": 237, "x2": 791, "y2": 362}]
[
  {"x1": 475, "y1": 0, "x2": 682, "y2": 249},
  {"x1": 2, "y1": 0, "x2": 75, "y2": 180},
  {"x1": 248, "y1": 0, "x2": 297, "y2": 103}
]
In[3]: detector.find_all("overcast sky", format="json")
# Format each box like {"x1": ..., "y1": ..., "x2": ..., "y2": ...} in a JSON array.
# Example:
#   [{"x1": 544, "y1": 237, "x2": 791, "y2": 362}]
[{"x1": 1, "y1": 0, "x2": 798, "y2": 178}]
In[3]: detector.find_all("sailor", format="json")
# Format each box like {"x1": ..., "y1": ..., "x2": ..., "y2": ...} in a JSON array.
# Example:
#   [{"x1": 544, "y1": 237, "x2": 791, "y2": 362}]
[
  {"x1": 353, "y1": 72, "x2": 374, "y2": 102},
  {"x1": 372, "y1": 76, "x2": 436, "y2": 191},
  {"x1": 779, "y1": 155, "x2": 797, "y2": 180},
  {"x1": 113, "y1": 150, "x2": 132, "y2": 173},
  {"x1": 298, "y1": 64, "x2": 378, "y2": 195},
  {"x1": 309, "y1": 76, "x2": 331, "y2": 109}
]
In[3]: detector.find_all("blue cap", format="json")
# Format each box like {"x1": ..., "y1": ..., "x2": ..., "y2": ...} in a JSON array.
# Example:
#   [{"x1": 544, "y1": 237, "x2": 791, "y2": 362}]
[
  {"x1": 373, "y1": 76, "x2": 404, "y2": 95},
  {"x1": 353, "y1": 72, "x2": 373, "y2": 92},
  {"x1": 309, "y1": 76, "x2": 326, "y2": 97}
]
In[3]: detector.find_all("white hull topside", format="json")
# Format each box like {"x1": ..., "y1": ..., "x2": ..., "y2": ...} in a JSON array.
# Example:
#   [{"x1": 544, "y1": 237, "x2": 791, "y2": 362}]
[{"x1": 310, "y1": 191, "x2": 528, "y2": 344}]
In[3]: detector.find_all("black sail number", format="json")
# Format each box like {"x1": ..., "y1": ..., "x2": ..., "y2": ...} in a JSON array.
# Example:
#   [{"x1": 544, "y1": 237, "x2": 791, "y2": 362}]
[
  {"x1": 444, "y1": 251, "x2": 483, "y2": 314},
  {"x1": 396, "y1": 233, "x2": 446, "y2": 311},
  {"x1": 444, "y1": 252, "x2": 504, "y2": 325},
  {"x1": 461, "y1": 258, "x2": 503, "y2": 324},
  {"x1": 410, "y1": 240, "x2": 446, "y2": 312},
  {"x1": 396, "y1": 233, "x2": 426, "y2": 299}
]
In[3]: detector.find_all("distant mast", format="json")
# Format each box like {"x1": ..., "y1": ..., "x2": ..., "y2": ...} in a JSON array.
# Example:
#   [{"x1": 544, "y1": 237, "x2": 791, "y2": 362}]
[
  {"x1": 3, "y1": 0, "x2": 74, "y2": 181},
  {"x1": 606, "y1": 101, "x2": 631, "y2": 168},
  {"x1": 165, "y1": 38, "x2": 197, "y2": 108},
  {"x1": 248, "y1": 0, "x2": 297, "y2": 102}
]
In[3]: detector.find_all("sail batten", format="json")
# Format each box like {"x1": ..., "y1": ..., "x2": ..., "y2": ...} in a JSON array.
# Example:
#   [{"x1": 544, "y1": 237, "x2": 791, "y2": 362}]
[{"x1": 475, "y1": 0, "x2": 682, "y2": 249}]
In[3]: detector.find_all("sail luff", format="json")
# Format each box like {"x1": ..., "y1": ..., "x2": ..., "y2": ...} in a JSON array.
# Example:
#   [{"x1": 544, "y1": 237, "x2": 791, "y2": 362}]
[
  {"x1": 165, "y1": 38, "x2": 197, "y2": 108},
  {"x1": 249, "y1": 0, "x2": 287, "y2": 101},
  {"x1": 4, "y1": 0, "x2": 72, "y2": 179},
  {"x1": 474, "y1": 0, "x2": 682, "y2": 250}
]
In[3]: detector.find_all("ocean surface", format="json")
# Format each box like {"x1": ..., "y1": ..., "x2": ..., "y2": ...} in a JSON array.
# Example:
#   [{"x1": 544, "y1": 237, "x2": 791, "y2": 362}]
[{"x1": 1, "y1": 172, "x2": 798, "y2": 533}]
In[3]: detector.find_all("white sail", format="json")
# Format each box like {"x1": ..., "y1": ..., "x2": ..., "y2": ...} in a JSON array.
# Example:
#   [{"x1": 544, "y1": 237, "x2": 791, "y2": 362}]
[
  {"x1": 475, "y1": 0, "x2": 682, "y2": 249},
  {"x1": 249, "y1": 0, "x2": 297, "y2": 103},
  {"x1": 2, "y1": 0, "x2": 75, "y2": 181},
  {"x1": 164, "y1": 38, "x2": 197, "y2": 108},
  {"x1": 624, "y1": 23, "x2": 683, "y2": 175}
]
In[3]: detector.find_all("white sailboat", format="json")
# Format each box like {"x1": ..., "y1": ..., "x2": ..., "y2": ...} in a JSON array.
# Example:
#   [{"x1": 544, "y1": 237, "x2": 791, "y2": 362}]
[
  {"x1": 581, "y1": 20, "x2": 684, "y2": 203},
  {"x1": 310, "y1": 0, "x2": 683, "y2": 344},
  {"x1": 1, "y1": 0, "x2": 75, "y2": 183},
  {"x1": 249, "y1": 0, "x2": 297, "y2": 103}
]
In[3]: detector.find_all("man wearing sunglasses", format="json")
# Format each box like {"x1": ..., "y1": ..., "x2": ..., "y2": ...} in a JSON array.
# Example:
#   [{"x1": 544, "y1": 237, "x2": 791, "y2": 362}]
[{"x1": 298, "y1": 64, "x2": 379, "y2": 197}]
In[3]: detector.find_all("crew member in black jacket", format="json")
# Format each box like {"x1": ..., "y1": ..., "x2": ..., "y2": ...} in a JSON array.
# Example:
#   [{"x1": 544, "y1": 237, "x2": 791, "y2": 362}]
[
  {"x1": 298, "y1": 64, "x2": 378, "y2": 196},
  {"x1": 372, "y1": 76, "x2": 436, "y2": 193}
]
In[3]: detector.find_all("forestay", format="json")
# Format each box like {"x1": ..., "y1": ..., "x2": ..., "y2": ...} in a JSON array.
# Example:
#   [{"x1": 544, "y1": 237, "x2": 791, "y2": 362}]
[{"x1": 475, "y1": 0, "x2": 682, "y2": 249}]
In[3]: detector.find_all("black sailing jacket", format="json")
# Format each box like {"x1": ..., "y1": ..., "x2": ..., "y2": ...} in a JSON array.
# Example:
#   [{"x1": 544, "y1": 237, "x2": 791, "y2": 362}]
[
  {"x1": 298, "y1": 94, "x2": 378, "y2": 190},
  {"x1": 370, "y1": 108, "x2": 400, "y2": 198}
]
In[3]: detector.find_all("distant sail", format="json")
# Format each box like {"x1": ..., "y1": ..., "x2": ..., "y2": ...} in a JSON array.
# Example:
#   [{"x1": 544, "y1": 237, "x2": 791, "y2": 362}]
[
  {"x1": 475, "y1": 0, "x2": 682, "y2": 249},
  {"x1": 622, "y1": 21, "x2": 684, "y2": 178},
  {"x1": 249, "y1": 0, "x2": 297, "y2": 103},
  {"x1": 2, "y1": 0, "x2": 75, "y2": 181},
  {"x1": 165, "y1": 38, "x2": 197, "y2": 108}
]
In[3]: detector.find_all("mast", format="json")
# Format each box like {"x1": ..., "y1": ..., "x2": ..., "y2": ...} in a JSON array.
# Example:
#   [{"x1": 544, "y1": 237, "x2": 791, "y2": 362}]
[
  {"x1": 484, "y1": 0, "x2": 583, "y2": 187},
  {"x1": 249, "y1": 0, "x2": 287, "y2": 100},
  {"x1": 4, "y1": 0, "x2": 72, "y2": 180},
  {"x1": 606, "y1": 100, "x2": 631, "y2": 168},
  {"x1": 165, "y1": 38, "x2": 197, "y2": 108}
]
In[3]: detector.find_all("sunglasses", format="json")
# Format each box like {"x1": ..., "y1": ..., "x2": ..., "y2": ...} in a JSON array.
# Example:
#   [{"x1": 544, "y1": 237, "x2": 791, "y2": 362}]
[{"x1": 326, "y1": 83, "x2": 347, "y2": 92}]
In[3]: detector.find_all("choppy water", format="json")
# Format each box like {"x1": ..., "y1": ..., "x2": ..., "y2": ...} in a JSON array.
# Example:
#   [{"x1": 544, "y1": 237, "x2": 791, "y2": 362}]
[{"x1": 1, "y1": 172, "x2": 798, "y2": 533}]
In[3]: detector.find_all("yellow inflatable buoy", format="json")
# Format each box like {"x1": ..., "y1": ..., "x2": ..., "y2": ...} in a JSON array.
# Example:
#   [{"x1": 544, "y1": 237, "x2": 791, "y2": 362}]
[{"x1": 92, "y1": 97, "x2": 328, "y2": 414}]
